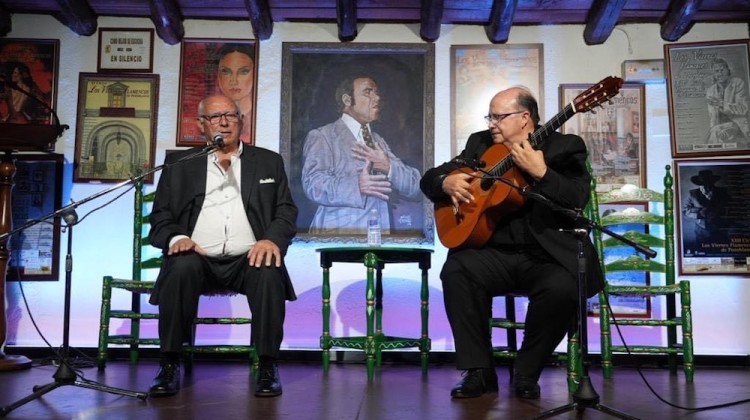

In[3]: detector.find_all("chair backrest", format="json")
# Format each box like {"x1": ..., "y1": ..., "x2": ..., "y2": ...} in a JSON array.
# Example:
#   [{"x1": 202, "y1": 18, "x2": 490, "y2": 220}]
[
  {"x1": 587, "y1": 165, "x2": 675, "y2": 287},
  {"x1": 132, "y1": 179, "x2": 161, "y2": 281}
]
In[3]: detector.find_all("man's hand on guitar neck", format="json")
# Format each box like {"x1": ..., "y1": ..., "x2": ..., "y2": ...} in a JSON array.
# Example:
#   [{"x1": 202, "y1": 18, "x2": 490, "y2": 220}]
[
  {"x1": 442, "y1": 171, "x2": 477, "y2": 209},
  {"x1": 507, "y1": 137, "x2": 548, "y2": 181}
]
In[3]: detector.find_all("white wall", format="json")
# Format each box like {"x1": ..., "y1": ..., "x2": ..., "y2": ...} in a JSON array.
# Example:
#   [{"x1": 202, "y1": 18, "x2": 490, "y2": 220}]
[{"x1": 4, "y1": 15, "x2": 749, "y2": 355}]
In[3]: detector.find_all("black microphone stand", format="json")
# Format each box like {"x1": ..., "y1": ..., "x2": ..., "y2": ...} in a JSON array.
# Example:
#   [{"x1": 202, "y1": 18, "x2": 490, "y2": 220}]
[
  {"x1": 520, "y1": 190, "x2": 648, "y2": 420},
  {"x1": 0, "y1": 144, "x2": 221, "y2": 417}
]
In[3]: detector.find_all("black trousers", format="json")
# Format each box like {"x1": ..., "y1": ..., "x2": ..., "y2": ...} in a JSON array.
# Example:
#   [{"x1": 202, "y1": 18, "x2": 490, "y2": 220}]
[
  {"x1": 154, "y1": 253, "x2": 286, "y2": 358},
  {"x1": 440, "y1": 246, "x2": 578, "y2": 381}
]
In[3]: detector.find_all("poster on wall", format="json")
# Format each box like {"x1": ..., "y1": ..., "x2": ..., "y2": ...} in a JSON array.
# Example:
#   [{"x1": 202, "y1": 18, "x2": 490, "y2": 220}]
[
  {"x1": 560, "y1": 83, "x2": 646, "y2": 193},
  {"x1": 675, "y1": 158, "x2": 750, "y2": 275},
  {"x1": 450, "y1": 44, "x2": 544, "y2": 156},
  {"x1": 176, "y1": 39, "x2": 258, "y2": 147},
  {"x1": 665, "y1": 39, "x2": 750, "y2": 158},
  {"x1": 73, "y1": 73, "x2": 159, "y2": 183}
]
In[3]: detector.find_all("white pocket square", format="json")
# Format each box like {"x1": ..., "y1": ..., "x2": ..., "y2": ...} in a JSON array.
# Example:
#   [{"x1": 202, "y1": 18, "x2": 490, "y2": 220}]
[{"x1": 259, "y1": 178, "x2": 275, "y2": 184}]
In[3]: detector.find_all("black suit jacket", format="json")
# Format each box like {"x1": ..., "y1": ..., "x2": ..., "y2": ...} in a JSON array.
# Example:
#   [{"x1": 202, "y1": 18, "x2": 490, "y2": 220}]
[
  {"x1": 148, "y1": 145, "x2": 299, "y2": 302},
  {"x1": 420, "y1": 129, "x2": 603, "y2": 297}
]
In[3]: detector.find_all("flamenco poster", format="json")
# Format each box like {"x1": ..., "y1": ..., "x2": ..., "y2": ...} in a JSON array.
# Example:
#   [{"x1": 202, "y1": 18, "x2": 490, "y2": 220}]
[{"x1": 0, "y1": 38, "x2": 58, "y2": 126}]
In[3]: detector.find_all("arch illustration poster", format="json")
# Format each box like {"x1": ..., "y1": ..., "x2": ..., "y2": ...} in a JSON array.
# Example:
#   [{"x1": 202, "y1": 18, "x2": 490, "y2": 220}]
[{"x1": 73, "y1": 73, "x2": 159, "y2": 183}]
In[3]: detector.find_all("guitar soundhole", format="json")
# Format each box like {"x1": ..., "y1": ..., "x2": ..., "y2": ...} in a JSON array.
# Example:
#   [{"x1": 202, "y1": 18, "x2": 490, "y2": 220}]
[{"x1": 480, "y1": 177, "x2": 493, "y2": 191}]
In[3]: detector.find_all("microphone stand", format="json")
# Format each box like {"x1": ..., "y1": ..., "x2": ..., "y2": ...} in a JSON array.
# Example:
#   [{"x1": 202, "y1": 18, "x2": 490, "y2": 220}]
[
  {"x1": 519, "y1": 190, "x2": 646, "y2": 420},
  {"x1": 0, "y1": 144, "x2": 221, "y2": 416}
]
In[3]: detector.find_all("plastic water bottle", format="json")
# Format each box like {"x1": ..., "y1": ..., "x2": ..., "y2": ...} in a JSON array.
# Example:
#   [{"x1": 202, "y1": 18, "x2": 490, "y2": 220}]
[{"x1": 367, "y1": 208, "x2": 382, "y2": 247}]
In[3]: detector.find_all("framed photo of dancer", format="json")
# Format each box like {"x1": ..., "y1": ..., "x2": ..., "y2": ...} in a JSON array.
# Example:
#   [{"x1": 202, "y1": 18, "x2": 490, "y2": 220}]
[
  {"x1": 451, "y1": 44, "x2": 544, "y2": 156},
  {"x1": 8, "y1": 153, "x2": 64, "y2": 281},
  {"x1": 560, "y1": 82, "x2": 646, "y2": 193},
  {"x1": 665, "y1": 39, "x2": 750, "y2": 158},
  {"x1": 73, "y1": 73, "x2": 159, "y2": 183},
  {"x1": 280, "y1": 42, "x2": 435, "y2": 244},
  {"x1": 0, "y1": 38, "x2": 59, "y2": 134},
  {"x1": 675, "y1": 158, "x2": 750, "y2": 275},
  {"x1": 176, "y1": 38, "x2": 258, "y2": 146}
]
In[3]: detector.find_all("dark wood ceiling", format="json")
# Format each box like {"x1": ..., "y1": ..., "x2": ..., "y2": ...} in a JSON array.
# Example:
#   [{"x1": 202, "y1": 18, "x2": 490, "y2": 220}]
[{"x1": 1, "y1": 0, "x2": 748, "y2": 46}]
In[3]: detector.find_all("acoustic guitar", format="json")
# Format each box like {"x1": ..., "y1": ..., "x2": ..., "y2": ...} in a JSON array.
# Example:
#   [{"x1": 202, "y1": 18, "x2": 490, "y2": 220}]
[{"x1": 435, "y1": 76, "x2": 624, "y2": 249}]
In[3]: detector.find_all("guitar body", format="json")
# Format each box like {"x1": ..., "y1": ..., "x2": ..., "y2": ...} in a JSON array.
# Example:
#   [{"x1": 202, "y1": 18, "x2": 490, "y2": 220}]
[{"x1": 435, "y1": 144, "x2": 529, "y2": 249}]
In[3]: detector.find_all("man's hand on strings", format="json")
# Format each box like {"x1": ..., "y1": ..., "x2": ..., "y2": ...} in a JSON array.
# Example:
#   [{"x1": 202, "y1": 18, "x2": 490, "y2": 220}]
[
  {"x1": 509, "y1": 137, "x2": 547, "y2": 181},
  {"x1": 442, "y1": 171, "x2": 477, "y2": 208}
]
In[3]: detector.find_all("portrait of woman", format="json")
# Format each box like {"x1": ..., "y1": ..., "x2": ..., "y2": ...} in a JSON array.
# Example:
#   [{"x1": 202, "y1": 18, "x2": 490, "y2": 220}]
[
  {"x1": 215, "y1": 43, "x2": 256, "y2": 144},
  {"x1": 176, "y1": 39, "x2": 258, "y2": 146},
  {"x1": 0, "y1": 61, "x2": 49, "y2": 124}
]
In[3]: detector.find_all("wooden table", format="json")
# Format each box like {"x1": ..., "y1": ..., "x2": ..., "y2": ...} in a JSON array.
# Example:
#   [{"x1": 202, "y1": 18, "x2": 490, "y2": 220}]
[{"x1": 317, "y1": 246, "x2": 432, "y2": 380}]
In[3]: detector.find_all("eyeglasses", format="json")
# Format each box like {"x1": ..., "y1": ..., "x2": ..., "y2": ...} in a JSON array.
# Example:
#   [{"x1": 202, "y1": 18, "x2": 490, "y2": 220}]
[
  {"x1": 483, "y1": 111, "x2": 525, "y2": 124},
  {"x1": 201, "y1": 112, "x2": 241, "y2": 125}
]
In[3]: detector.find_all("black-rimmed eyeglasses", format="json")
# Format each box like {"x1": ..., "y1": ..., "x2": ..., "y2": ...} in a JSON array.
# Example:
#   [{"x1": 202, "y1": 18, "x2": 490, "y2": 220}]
[
  {"x1": 201, "y1": 112, "x2": 241, "y2": 124},
  {"x1": 483, "y1": 111, "x2": 524, "y2": 124}
]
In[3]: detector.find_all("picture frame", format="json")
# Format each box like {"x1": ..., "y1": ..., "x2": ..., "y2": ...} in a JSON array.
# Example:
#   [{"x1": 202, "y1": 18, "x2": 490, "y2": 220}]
[
  {"x1": 280, "y1": 42, "x2": 435, "y2": 244},
  {"x1": 451, "y1": 44, "x2": 544, "y2": 156},
  {"x1": 97, "y1": 28, "x2": 154, "y2": 73},
  {"x1": 665, "y1": 39, "x2": 750, "y2": 158},
  {"x1": 0, "y1": 38, "x2": 59, "y2": 133},
  {"x1": 560, "y1": 82, "x2": 646, "y2": 193},
  {"x1": 8, "y1": 153, "x2": 64, "y2": 281},
  {"x1": 588, "y1": 202, "x2": 652, "y2": 318},
  {"x1": 176, "y1": 38, "x2": 258, "y2": 147},
  {"x1": 674, "y1": 158, "x2": 750, "y2": 275},
  {"x1": 73, "y1": 73, "x2": 159, "y2": 183}
]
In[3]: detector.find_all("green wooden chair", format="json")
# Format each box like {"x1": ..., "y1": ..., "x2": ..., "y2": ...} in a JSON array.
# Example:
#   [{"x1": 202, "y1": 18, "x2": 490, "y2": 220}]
[
  {"x1": 97, "y1": 179, "x2": 257, "y2": 372},
  {"x1": 491, "y1": 295, "x2": 581, "y2": 392},
  {"x1": 588, "y1": 165, "x2": 694, "y2": 381}
]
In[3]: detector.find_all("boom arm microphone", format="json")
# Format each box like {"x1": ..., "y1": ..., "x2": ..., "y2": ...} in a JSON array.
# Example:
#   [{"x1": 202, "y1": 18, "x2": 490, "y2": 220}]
[{"x1": 211, "y1": 133, "x2": 226, "y2": 148}]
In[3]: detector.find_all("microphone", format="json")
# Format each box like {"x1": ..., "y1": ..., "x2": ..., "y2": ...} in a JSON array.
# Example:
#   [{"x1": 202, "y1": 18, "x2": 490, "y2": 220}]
[
  {"x1": 452, "y1": 157, "x2": 486, "y2": 170},
  {"x1": 211, "y1": 133, "x2": 226, "y2": 148}
]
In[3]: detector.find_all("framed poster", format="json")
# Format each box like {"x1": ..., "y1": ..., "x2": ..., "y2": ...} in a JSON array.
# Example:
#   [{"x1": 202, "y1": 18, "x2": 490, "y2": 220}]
[
  {"x1": 8, "y1": 153, "x2": 64, "y2": 281},
  {"x1": 176, "y1": 39, "x2": 258, "y2": 146},
  {"x1": 0, "y1": 38, "x2": 59, "y2": 130},
  {"x1": 560, "y1": 83, "x2": 646, "y2": 193},
  {"x1": 280, "y1": 42, "x2": 434, "y2": 244},
  {"x1": 73, "y1": 73, "x2": 159, "y2": 183},
  {"x1": 588, "y1": 203, "x2": 651, "y2": 318},
  {"x1": 97, "y1": 28, "x2": 154, "y2": 73},
  {"x1": 451, "y1": 44, "x2": 544, "y2": 155},
  {"x1": 665, "y1": 39, "x2": 750, "y2": 157},
  {"x1": 675, "y1": 158, "x2": 750, "y2": 275}
]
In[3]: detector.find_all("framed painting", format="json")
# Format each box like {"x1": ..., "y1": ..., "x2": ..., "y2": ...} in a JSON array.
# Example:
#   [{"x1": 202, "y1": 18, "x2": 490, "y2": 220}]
[
  {"x1": 8, "y1": 153, "x2": 64, "y2": 281},
  {"x1": 674, "y1": 158, "x2": 750, "y2": 275},
  {"x1": 280, "y1": 42, "x2": 435, "y2": 244},
  {"x1": 73, "y1": 73, "x2": 159, "y2": 183},
  {"x1": 0, "y1": 38, "x2": 59, "y2": 145},
  {"x1": 665, "y1": 39, "x2": 750, "y2": 157},
  {"x1": 451, "y1": 44, "x2": 544, "y2": 155},
  {"x1": 176, "y1": 38, "x2": 258, "y2": 146},
  {"x1": 97, "y1": 28, "x2": 154, "y2": 73},
  {"x1": 588, "y1": 202, "x2": 651, "y2": 318},
  {"x1": 560, "y1": 83, "x2": 646, "y2": 193}
]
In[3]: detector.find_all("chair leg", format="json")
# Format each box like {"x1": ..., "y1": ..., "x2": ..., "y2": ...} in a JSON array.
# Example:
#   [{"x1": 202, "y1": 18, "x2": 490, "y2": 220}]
[
  {"x1": 97, "y1": 276, "x2": 113, "y2": 370},
  {"x1": 680, "y1": 281, "x2": 694, "y2": 382},
  {"x1": 598, "y1": 291, "x2": 613, "y2": 379},
  {"x1": 566, "y1": 329, "x2": 581, "y2": 393}
]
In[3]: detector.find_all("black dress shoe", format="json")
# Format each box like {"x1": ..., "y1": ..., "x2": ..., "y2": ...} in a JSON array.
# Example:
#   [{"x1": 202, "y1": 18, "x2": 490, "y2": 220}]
[
  {"x1": 255, "y1": 363, "x2": 282, "y2": 397},
  {"x1": 513, "y1": 373, "x2": 540, "y2": 400},
  {"x1": 450, "y1": 368, "x2": 498, "y2": 398},
  {"x1": 149, "y1": 363, "x2": 180, "y2": 397}
]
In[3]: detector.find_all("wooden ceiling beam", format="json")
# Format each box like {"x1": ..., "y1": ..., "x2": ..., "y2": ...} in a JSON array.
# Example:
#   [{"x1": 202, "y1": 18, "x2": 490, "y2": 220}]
[
  {"x1": 485, "y1": 0, "x2": 518, "y2": 44},
  {"x1": 583, "y1": 0, "x2": 627, "y2": 45},
  {"x1": 244, "y1": 0, "x2": 273, "y2": 41},
  {"x1": 336, "y1": 0, "x2": 357, "y2": 42},
  {"x1": 420, "y1": 0, "x2": 444, "y2": 42},
  {"x1": 148, "y1": 0, "x2": 183, "y2": 45},
  {"x1": 53, "y1": 0, "x2": 97, "y2": 36},
  {"x1": 661, "y1": 0, "x2": 704, "y2": 41}
]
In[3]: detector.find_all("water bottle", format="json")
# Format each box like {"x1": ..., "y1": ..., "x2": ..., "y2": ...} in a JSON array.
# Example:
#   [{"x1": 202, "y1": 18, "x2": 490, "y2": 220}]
[{"x1": 367, "y1": 208, "x2": 382, "y2": 247}]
